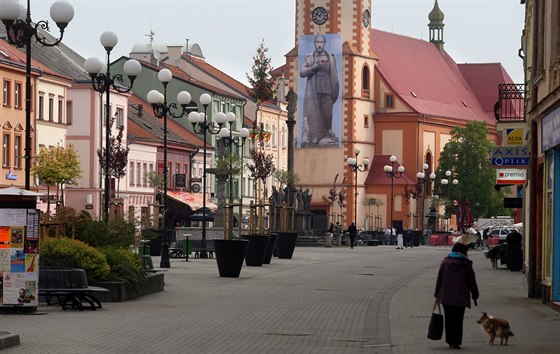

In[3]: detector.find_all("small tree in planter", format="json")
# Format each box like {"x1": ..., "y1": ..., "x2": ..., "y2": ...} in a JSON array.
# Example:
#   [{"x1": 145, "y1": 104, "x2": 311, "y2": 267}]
[{"x1": 246, "y1": 148, "x2": 275, "y2": 234}]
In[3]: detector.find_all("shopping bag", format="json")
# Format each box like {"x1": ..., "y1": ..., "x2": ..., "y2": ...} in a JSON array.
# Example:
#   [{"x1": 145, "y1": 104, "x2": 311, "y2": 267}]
[{"x1": 427, "y1": 301, "x2": 444, "y2": 340}]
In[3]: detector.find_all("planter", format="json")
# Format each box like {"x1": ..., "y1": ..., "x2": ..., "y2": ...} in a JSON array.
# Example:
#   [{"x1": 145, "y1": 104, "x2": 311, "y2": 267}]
[
  {"x1": 214, "y1": 239, "x2": 249, "y2": 278},
  {"x1": 242, "y1": 234, "x2": 270, "y2": 266},
  {"x1": 276, "y1": 232, "x2": 298, "y2": 259},
  {"x1": 263, "y1": 233, "x2": 278, "y2": 264},
  {"x1": 93, "y1": 272, "x2": 164, "y2": 302}
]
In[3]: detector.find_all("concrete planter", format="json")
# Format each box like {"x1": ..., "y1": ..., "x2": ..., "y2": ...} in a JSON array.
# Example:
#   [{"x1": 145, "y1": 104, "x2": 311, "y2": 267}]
[{"x1": 93, "y1": 272, "x2": 164, "y2": 302}]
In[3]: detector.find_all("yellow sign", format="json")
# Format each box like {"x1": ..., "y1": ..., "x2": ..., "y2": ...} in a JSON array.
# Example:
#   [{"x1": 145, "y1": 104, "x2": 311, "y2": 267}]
[{"x1": 504, "y1": 128, "x2": 526, "y2": 146}]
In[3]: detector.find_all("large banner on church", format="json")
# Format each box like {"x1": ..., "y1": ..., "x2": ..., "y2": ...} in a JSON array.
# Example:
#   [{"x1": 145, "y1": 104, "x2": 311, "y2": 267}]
[{"x1": 297, "y1": 33, "x2": 342, "y2": 148}]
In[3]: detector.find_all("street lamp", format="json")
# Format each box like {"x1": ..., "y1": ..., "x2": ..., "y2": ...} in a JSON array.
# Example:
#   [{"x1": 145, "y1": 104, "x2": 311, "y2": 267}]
[
  {"x1": 84, "y1": 32, "x2": 141, "y2": 223},
  {"x1": 416, "y1": 163, "x2": 436, "y2": 233},
  {"x1": 0, "y1": 0, "x2": 74, "y2": 190},
  {"x1": 383, "y1": 155, "x2": 404, "y2": 237},
  {"x1": 147, "y1": 68, "x2": 193, "y2": 268},
  {"x1": 218, "y1": 117, "x2": 249, "y2": 236},
  {"x1": 440, "y1": 170, "x2": 458, "y2": 231},
  {"x1": 188, "y1": 94, "x2": 225, "y2": 258},
  {"x1": 346, "y1": 147, "x2": 369, "y2": 228}
]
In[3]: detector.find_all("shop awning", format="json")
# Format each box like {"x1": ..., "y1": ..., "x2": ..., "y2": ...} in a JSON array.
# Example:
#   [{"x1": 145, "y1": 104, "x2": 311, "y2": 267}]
[{"x1": 166, "y1": 191, "x2": 217, "y2": 211}]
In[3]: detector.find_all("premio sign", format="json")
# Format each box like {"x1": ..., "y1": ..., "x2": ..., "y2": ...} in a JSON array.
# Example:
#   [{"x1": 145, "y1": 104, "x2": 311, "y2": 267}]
[{"x1": 496, "y1": 169, "x2": 527, "y2": 185}]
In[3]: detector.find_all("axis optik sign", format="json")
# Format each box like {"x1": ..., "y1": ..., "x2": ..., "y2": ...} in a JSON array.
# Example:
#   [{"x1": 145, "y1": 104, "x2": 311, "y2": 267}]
[
  {"x1": 496, "y1": 169, "x2": 527, "y2": 185},
  {"x1": 491, "y1": 146, "x2": 529, "y2": 167}
]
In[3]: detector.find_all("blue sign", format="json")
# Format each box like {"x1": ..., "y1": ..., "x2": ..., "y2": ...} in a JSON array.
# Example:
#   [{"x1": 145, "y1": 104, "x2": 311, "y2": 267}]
[
  {"x1": 542, "y1": 106, "x2": 560, "y2": 151},
  {"x1": 491, "y1": 157, "x2": 529, "y2": 167}
]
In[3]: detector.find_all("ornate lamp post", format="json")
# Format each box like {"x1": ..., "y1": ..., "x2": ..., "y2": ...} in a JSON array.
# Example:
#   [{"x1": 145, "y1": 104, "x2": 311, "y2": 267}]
[
  {"x1": 346, "y1": 147, "x2": 369, "y2": 228},
  {"x1": 416, "y1": 163, "x2": 436, "y2": 232},
  {"x1": 218, "y1": 117, "x2": 249, "y2": 236},
  {"x1": 440, "y1": 170, "x2": 459, "y2": 231},
  {"x1": 0, "y1": 0, "x2": 74, "y2": 190},
  {"x1": 146, "y1": 68, "x2": 193, "y2": 268},
  {"x1": 188, "y1": 94, "x2": 226, "y2": 258},
  {"x1": 383, "y1": 155, "x2": 404, "y2": 237},
  {"x1": 84, "y1": 32, "x2": 141, "y2": 222}
]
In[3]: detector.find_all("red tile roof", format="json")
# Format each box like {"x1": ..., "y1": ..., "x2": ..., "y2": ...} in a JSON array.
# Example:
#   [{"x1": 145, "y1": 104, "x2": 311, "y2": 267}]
[
  {"x1": 371, "y1": 29, "x2": 496, "y2": 126},
  {"x1": 365, "y1": 155, "x2": 417, "y2": 186},
  {"x1": 457, "y1": 63, "x2": 515, "y2": 114}
]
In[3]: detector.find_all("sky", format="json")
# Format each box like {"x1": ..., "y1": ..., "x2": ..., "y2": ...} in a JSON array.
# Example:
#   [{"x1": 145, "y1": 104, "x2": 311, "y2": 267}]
[{"x1": 27, "y1": 0, "x2": 525, "y2": 85}]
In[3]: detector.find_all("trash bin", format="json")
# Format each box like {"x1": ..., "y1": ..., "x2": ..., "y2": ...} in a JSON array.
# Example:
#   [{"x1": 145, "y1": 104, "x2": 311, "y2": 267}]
[
  {"x1": 325, "y1": 233, "x2": 332, "y2": 247},
  {"x1": 182, "y1": 238, "x2": 193, "y2": 255},
  {"x1": 506, "y1": 231, "x2": 523, "y2": 271}
]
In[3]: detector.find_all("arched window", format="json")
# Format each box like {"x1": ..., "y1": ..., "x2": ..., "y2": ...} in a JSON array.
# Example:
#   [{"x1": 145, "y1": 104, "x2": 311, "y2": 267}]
[{"x1": 362, "y1": 65, "x2": 370, "y2": 98}]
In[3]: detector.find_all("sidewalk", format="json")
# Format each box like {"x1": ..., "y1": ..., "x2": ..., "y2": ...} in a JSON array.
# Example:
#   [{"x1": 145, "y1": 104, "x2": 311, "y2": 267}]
[{"x1": 1, "y1": 245, "x2": 559, "y2": 353}]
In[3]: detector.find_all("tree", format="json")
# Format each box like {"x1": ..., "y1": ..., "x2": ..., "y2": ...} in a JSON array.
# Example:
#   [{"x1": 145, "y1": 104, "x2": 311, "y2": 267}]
[
  {"x1": 32, "y1": 145, "x2": 81, "y2": 212},
  {"x1": 97, "y1": 118, "x2": 130, "y2": 201},
  {"x1": 363, "y1": 197, "x2": 384, "y2": 229},
  {"x1": 433, "y1": 121, "x2": 509, "y2": 228}
]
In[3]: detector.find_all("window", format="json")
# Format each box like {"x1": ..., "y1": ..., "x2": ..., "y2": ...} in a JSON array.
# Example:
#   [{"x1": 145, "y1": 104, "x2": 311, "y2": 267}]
[
  {"x1": 116, "y1": 107, "x2": 124, "y2": 127},
  {"x1": 272, "y1": 124, "x2": 276, "y2": 147},
  {"x1": 363, "y1": 114, "x2": 369, "y2": 128},
  {"x1": 3, "y1": 80, "x2": 10, "y2": 106},
  {"x1": 149, "y1": 163, "x2": 154, "y2": 187},
  {"x1": 3, "y1": 134, "x2": 10, "y2": 167},
  {"x1": 38, "y1": 95, "x2": 44, "y2": 120},
  {"x1": 48, "y1": 96, "x2": 54, "y2": 122},
  {"x1": 385, "y1": 94, "x2": 394, "y2": 108},
  {"x1": 129, "y1": 162, "x2": 135, "y2": 186},
  {"x1": 362, "y1": 65, "x2": 370, "y2": 98},
  {"x1": 14, "y1": 82, "x2": 21, "y2": 108},
  {"x1": 143, "y1": 163, "x2": 148, "y2": 186},
  {"x1": 58, "y1": 98, "x2": 63, "y2": 123},
  {"x1": 265, "y1": 123, "x2": 270, "y2": 146},
  {"x1": 14, "y1": 135, "x2": 21, "y2": 168},
  {"x1": 66, "y1": 100, "x2": 73, "y2": 125},
  {"x1": 137, "y1": 162, "x2": 141, "y2": 186}
]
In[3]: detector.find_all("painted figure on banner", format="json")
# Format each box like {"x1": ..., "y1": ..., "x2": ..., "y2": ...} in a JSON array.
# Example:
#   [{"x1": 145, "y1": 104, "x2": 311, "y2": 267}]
[{"x1": 298, "y1": 33, "x2": 342, "y2": 148}]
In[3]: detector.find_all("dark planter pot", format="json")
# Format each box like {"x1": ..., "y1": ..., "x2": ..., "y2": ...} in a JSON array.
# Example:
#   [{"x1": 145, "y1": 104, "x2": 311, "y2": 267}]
[
  {"x1": 214, "y1": 239, "x2": 249, "y2": 278},
  {"x1": 242, "y1": 234, "x2": 270, "y2": 266},
  {"x1": 276, "y1": 232, "x2": 298, "y2": 259},
  {"x1": 263, "y1": 233, "x2": 278, "y2": 264},
  {"x1": 93, "y1": 272, "x2": 164, "y2": 302}
]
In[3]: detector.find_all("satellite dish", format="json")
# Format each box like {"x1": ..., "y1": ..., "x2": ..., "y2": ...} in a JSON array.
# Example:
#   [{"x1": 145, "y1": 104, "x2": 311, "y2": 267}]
[{"x1": 153, "y1": 50, "x2": 161, "y2": 60}]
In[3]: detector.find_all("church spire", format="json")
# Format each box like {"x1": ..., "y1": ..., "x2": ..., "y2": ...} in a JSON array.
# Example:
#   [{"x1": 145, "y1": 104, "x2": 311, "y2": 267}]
[{"x1": 428, "y1": 0, "x2": 445, "y2": 51}]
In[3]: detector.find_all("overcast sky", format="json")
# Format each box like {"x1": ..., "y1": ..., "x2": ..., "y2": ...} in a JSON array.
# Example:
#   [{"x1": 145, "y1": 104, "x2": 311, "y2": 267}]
[{"x1": 28, "y1": 0, "x2": 525, "y2": 85}]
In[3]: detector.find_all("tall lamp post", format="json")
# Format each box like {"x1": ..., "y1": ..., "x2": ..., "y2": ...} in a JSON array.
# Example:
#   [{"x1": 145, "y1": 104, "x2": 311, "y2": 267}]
[
  {"x1": 188, "y1": 94, "x2": 225, "y2": 258},
  {"x1": 218, "y1": 117, "x2": 249, "y2": 236},
  {"x1": 0, "y1": 0, "x2": 74, "y2": 190},
  {"x1": 440, "y1": 170, "x2": 458, "y2": 231},
  {"x1": 416, "y1": 163, "x2": 436, "y2": 232},
  {"x1": 146, "y1": 68, "x2": 193, "y2": 268},
  {"x1": 84, "y1": 32, "x2": 141, "y2": 222},
  {"x1": 383, "y1": 155, "x2": 404, "y2": 237},
  {"x1": 346, "y1": 148, "x2": 369, "y2": 228}
]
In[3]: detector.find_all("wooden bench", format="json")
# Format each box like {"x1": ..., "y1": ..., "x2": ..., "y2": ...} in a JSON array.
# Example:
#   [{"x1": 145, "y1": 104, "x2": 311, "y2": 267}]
[
  {"x1": 168, "y1": 239, "x2": 184, "y2": 258},
  {"x1": 192, "y1": 239, "x2": 215, "y2": 258},
  {"x1": 39, "y1": 268, "x2": 108, "y2": 311}
]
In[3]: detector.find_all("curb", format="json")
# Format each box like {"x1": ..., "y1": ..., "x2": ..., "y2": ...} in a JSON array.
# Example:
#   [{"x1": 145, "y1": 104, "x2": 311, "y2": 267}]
[{"x1": 0, "y1": 331, "x2": 20, "y2": 350}]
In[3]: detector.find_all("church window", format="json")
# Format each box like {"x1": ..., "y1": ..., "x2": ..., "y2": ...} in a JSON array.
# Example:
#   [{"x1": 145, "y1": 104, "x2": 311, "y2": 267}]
[{"x1": 362, "y1": 65, "x2": 370, "y2": 98}]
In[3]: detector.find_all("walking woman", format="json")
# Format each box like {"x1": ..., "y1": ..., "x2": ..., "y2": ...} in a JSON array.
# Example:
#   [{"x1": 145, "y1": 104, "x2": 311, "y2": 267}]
[{"x1": 434, "y1": 242, "x2": 479, "y2": 349}]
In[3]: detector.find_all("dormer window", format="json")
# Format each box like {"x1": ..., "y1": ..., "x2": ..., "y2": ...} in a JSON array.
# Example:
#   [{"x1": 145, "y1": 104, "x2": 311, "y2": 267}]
[{"x1": 385, "y1": 94, "x2": 394, "y2": 108}]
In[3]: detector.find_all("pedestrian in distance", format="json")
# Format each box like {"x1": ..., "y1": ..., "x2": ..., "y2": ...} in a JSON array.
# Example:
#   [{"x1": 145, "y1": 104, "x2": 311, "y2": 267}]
[
  {"x1": 405, "y1": 228, "x2": 413, "y2": 248},
  {"x1": 396, "y1": 224, "x2": 404, "y2": 249},
  {"x1": 434, "y1": 242, "x2": 479, "y2": 350},
  {"x1": 348, "y1": 222, "x2": 357, "y2": 249}
]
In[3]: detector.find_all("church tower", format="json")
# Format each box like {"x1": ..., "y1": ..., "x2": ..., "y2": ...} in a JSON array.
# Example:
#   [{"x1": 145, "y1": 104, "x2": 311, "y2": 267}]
[
  {"x1": 287, "y1": 0, "x2": 377, "y2": 228},
  {"x1": 428, "y1": 0, "x2": 445, "y2": 51}
]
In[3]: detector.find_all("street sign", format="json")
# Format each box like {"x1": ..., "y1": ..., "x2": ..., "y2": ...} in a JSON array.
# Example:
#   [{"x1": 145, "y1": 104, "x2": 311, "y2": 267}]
[
  {"x1": 503, "y1": 128, "x2": 526, "y2": 146},
  {"x1": 491, "y1": 146, "x2": 529, "y2": 167},
  {"x1": 504, "y1": 197, "x2": 523, "y2": 208},
  {"x1": 491, "y1": 157, "x2": 529, "y2": 167},
  {"x1": 496, "y1": 169, "x2": 527, "y2": 185}
]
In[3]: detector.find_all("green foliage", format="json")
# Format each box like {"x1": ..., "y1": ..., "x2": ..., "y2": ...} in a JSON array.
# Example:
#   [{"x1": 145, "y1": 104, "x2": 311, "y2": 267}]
[
  {"x1": 434, "y1": 121, "x2": 509, "y2": 220},
  {"x1": 247, "y1": 148, "x2": 276, "y2": 182},
  {"x1": 212, "y1": 154, "x2": 243, "y2": 177},
  {"x1": 98, "y1": 247, "x2": 146, "y2": 289},
  {"x1": 275, "y1": 170, "x2": 300, "y2": 188},
  {"x1": 75, "y1": 218, "x2": 136, "y2": 248},
  {"x1": 246, "y1": 40, "x2": 277, "y2": 104},
  {"x1": 39, "y1": 237, "x2": 110, "y2": 283},
  {"x1": 41, "y1": 206, "x2": 83, "y2": 238},
  {"x1": 32, "y1": 145, "x2": 82, "y2": 187}
]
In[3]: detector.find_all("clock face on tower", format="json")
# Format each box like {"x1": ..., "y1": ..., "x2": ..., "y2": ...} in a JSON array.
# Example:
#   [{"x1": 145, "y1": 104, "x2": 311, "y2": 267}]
[
  {"x1": 362, "y1": 9, "x2": 371, "y2": 28},
  {"x1": 312, "y1": 6, "x2": 328, "y2": 25}
]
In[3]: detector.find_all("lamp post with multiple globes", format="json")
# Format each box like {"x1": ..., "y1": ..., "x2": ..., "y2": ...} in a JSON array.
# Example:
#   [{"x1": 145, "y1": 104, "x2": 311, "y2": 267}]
[
  {"x1": 84, "y1": 32, "x2": 141, "y2": 223},
  {"x1": 383, "y1": 155, "x2": 405, "y2": 237},
  {"x1": 346, "y1": 148, "x2": 369, "y2": 229},
  {"x1": 0, "y1": 0, "x2": 74, "y2": 191},
  {"x1": 416, "y1": 163, "x2": 436, "y2": 233}
]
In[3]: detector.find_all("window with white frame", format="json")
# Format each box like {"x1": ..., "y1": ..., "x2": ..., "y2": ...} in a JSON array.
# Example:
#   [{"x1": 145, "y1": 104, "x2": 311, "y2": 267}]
[
  {"x1": 129, "y1": 161, "x2": 135, "y2": 186},
  {"x1": 58, "y1": 98, "x2": 63, "y2": 123},
  {"x1": 48, "y1": 96, "x2": 54, "y2": 122},
  {"x1": 38, "y1": 95, "x2": 44, "y2": 120},
  {"x1": 14, "y1": 135, "x2": 21, "y2": 168},
  {"x1": 272, "y1": 124, "x2": 276, "y2": 146},
  {"x1": 14, "y1": 82, "x2": 21, "y2": 108},
  {"x1": 137, "y1": 162, "x2": 141, "y2": 186},
  {"x1": 143, "y1": 163, "x2": 148, "y2": 186},
  {"x1": 116, "y1": 107, "x2": 124, "y2": 127},
  {"x1": 3, "y1": 134, "x2": 10, "y2": 167},
  {"x1": 66, "y1": 100, "x2": 73, "y2": 125},
  {"x1": 3, "y1": 80, "x2": 10, "y2": 106}
]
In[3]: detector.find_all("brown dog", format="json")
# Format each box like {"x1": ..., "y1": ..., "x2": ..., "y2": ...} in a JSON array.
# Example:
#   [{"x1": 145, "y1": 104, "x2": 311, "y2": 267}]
[{"x1": 476, "y1": 312, "x2": 514, "y2": 345}]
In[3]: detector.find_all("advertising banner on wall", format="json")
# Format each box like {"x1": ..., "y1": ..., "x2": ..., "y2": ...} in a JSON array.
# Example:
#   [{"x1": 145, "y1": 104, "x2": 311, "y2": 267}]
[{"x1": 297, "y1": 33, "x2": 342, "y2": 148}]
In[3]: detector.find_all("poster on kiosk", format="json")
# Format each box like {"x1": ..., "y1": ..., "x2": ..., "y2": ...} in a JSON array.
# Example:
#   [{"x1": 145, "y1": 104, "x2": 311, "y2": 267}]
[{"x1": 0, "y1": 188, "x2": 40, "y2": 308}]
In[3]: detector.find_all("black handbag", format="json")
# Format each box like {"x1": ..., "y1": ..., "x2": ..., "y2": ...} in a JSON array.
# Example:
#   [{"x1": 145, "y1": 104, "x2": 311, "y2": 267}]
[{"x1": 427, "y1": 301, "x2": 444, "y2": 340}]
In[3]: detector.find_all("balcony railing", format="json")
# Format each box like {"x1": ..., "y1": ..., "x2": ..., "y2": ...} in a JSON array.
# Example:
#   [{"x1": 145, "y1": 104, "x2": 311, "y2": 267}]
[{"x1": 494, "y1": 84, "x2": 525, "y2": 122}]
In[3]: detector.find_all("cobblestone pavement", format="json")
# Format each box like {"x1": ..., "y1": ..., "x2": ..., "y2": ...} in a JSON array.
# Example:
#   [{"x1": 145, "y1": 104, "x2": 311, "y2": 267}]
[{"x1": 1, "y1": 245, "x2": 559, "y2": 353}]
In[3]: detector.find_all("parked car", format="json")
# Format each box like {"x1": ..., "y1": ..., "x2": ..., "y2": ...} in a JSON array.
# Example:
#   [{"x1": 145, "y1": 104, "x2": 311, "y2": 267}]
[{"x1": 488, "y1": 228, "x2": 511, "y2": 243}]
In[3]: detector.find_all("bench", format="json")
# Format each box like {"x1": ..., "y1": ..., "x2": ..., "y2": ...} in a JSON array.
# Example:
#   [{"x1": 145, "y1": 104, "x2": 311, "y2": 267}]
[
  {"x1": 192, "y1": 239, "x2": 215, "y2": 258},
  {"x1": 168, "y1": 239, "x2": 184, "y2": 258},
  {"x1": 39, "y1": 268, "x2": 108, "y2": 311}
]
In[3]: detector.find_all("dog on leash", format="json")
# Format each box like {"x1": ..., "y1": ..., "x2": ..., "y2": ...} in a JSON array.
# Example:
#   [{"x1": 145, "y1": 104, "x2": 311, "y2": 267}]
[{"x1": 476, "y1": 312, "x2": 514, "y2": 345}]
